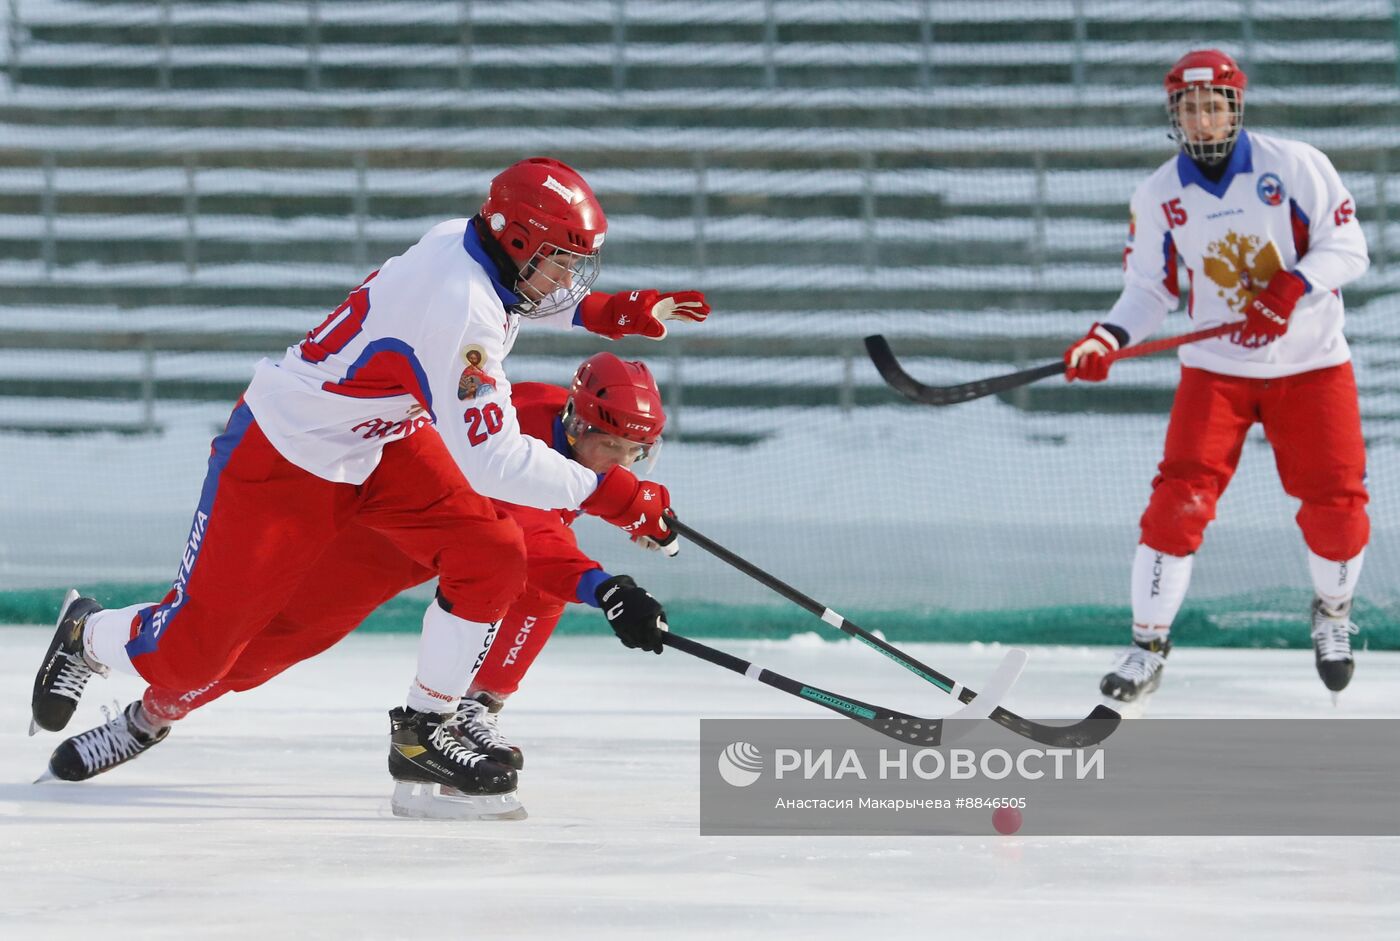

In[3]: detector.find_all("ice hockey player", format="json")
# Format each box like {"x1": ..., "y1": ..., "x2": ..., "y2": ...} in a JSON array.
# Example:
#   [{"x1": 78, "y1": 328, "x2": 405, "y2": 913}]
[
  {"x1": 37, "y1": 353, "x2": 673, "y2": 820},
  {"x1": 1062, "y1": 50, "x2": 1369, "y2": 704},
  {"x1": 30, "y1": 157, "x2": 708, "y2": 818}
]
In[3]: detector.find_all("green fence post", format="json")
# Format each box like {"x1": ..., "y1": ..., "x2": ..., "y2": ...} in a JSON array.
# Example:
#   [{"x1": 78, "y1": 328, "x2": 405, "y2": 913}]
[
  {"x1": 919, "y1": 0, "x2": 933, "y2": 89},
  {"x1": 763, "y1": 0, "x2": 777, "y2": 89},
  {"x1": 141, "y1": 335, "x2": 157, "y2": 435},
  {"x1": 840, "y1": 349, "x2": 855, "y2": 415},
  {"x1": 183, "y1": 154, "x2": 198, "y2": 276},
  {"x1": 7, "y1": 0, "x2": 21, "y2": 88},
  {"x1": 613, "y1": 0, "x2": 628, "y2": 92},
  {"x1": 1241, "y1": 0, "x2": 1255, "y2": 74},
  {"x1": 1375, "y1": 150, "x2": 1389, "y2": 274},
  {"x1": 861, "y1": 151, "x2": 877, "y2": 271},
  {"x1": 669, "y1": 339, "x2": 684, "y2": 443},
  {"x1": 354, "y1": 152, "x2": 369, "y2": 273},
  {"x1": 1071, "y1": 0, "x2": 1086, "y2": 96},
  {"x1": 306, "y1": 0, "x2": 322, "y2": 92},
  {"x1": 40, "y1": 152, "x2": 55, "y2": 275},
  {"x1": 1394, "y1": 0, "x2": 1400, "y2": 87},
  {"x1": 457, "y1": 0, "x2": 473, "y2": 90},
  {"x1": 692, "y1": 152, "x2": 708, "y2": 276},
  {"x1": 158, "y1": 0, "x2": 172, "y2": 91},
  {"x1": 1032, "y1": 151, "x2": 1047, "y2": 283}
]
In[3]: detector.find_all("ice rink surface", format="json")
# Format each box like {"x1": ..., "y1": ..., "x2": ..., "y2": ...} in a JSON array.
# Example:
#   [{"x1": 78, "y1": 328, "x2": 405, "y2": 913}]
[{"x1": 2, "y1": 627, "x2": 1398, "y2": 940}]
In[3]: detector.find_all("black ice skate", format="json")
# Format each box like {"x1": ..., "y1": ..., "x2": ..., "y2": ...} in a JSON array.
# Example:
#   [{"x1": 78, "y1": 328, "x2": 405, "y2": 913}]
[
  {"x1": 1310, "y1": 597, "x2": 1358, "y2": 699},
  {"x1": 387, "y1": 707, "x2": 525, "y2": 820},
  {"x1": 455, "y1": 691, "x2": 523, "y2": 770},
  {"x1": 30, "y1": 590, "x2": 108, "y2": 735},
  {"x1": 1100, "y1": 634, "x2": 1172, "y2": 704},
  {"x1": 39, "y1": 701, "x2": 171, "y2": 783}
]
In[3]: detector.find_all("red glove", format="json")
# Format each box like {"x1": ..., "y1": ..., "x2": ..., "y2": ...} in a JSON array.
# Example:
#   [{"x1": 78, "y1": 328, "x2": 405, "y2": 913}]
[
  {"x1": 1063, "y1": 323, "x2": 1123, "y2": 382},
  {"x1": 577, "y1": 290, "x2": 710, "y2": 340},
  {"x1": 1240, "y1": 270, "x2": 1306, "y2": 342},
  {"x1": 581, "y1": 466, "x2": 675, "y2": 544}
]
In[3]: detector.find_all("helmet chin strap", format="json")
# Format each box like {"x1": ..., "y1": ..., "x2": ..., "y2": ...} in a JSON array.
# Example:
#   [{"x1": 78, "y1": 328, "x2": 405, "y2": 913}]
[{"x1": 471, "y1": 214, "x2": 524, "y2": 297}]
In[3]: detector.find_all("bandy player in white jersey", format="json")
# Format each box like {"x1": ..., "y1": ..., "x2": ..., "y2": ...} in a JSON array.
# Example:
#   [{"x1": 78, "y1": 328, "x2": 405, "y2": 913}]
[
  {"x1": 1062, "y1": 50, "x2": 1370, "y2": 705},
  {"x1": 29, "y1": 157, "x2": 710, "y2": 818}
]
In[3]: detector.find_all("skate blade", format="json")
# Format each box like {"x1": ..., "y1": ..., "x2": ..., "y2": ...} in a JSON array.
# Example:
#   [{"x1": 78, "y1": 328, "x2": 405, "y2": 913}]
[
  {"x1": 57, "y1": 589, "x2": 80, "y2": 625},
  {"x1": 390, "y1": 781, "x2": 528, "y2": 821},
  {"x1": 1331, "y1": 691, "x2": 1340, "y2": 707},
  {"x1": 28, "y1": 719, "x2": 39, "y2": 737},
  {"x1": 33, "y1": 766, "x2": 59, "y2": 784}
]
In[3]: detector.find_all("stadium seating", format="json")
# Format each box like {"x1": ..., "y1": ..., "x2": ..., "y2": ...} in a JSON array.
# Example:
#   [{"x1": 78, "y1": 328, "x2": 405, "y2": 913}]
[{"x1": 2, "y1": 0, "x2": 1399, "y2": 437}]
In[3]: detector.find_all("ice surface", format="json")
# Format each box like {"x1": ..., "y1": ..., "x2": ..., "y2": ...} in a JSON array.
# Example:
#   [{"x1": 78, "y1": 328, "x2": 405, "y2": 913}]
[{"x1": 2, "y1": 628, "x2": 1398, "y2": 940}]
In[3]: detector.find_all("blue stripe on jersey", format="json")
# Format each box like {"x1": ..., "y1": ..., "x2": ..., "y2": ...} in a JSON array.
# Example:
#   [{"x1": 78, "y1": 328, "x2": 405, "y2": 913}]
[
  {"x1": 1175, "y1": 130, "x2": 1254, "y2": 198},
  {"x1": 335, "y1": 338, "x2": 435, "y2": 415},
  {"x1": 1289, "y1": 198, "x2": 1312, "y2": 228},
  {"x1": 1288, "y1": 198, "x2": 1314, "y2": 291},
  {"x1": 1161, "y1": 231, "x2": 1178, "y2": 297},
  {"x1": 462, "y1": 221, "x2": 523, "y2": 309},
  {"x1": 127, "y1": 403, "x2": 255, "y2": 658}
]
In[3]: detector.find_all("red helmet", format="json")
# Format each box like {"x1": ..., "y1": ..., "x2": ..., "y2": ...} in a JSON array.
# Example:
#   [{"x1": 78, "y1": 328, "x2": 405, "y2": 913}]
[
  {"x1": 480, "y1": 157, "x2": 607, "y2": 318},
  {"x1": 1164, "y1": 50, "x2": 1248, "y2": 165},
  {"x1": 565, "y1": 352, "x2": 665, "y2": 449},
  {"x1": 1164, "y1": 49, "x2": 1247, "y2": 96}
]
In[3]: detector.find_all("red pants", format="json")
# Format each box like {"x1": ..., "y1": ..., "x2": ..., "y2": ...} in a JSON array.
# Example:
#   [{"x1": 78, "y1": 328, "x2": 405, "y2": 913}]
[
  {"x1": 128, "y1": 404, "x2": 527, "y2": 694},
  {"x1": 471, "y1": 588, "x2": 566, "y2": 699},
  {"x1": 1139, "y1": 363, "x2": 1369, "y2": 560},
  {"x1": 139, "y1": 409, "x2": 575, "y2": 721},
  {"x1": 144, "y1": 549, "x2": 569, "y2": 723}
]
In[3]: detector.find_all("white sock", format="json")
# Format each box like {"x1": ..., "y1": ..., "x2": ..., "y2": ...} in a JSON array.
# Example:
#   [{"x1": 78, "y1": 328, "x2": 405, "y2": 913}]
[
  {"x1": 83, "y1": 605, "x2": 145, "y2": 678},
  {"x1": 1130, "y1": 544, "x2": 1194, "y2": 641},
  {"x1": 405, "y1": 600, "x2": 500, "y2": 715},
  {"x1": 1308, "y1": 548, "x2": 1365, "y2": 614}
]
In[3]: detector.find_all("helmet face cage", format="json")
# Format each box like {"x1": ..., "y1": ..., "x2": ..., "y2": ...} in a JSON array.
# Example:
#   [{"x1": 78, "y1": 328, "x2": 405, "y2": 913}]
[
  {"x1": 481, "y1": 158, "x2": 607, "y2": 319},
  {"x1": 1168, "y1": 84, "x2": 1243, "y2": 165},
  {"x1": 514, "y1": 241, "x2": 602, "y2": 319},
  {"x1": 561, "y1": 403, "x2": 656, "y2": 463}
]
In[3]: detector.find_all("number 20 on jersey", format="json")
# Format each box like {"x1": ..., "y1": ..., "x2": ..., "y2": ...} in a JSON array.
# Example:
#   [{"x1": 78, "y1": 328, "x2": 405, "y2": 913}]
[{"x1": 463, "y1": 403, "x2": 504, "y2": 446}]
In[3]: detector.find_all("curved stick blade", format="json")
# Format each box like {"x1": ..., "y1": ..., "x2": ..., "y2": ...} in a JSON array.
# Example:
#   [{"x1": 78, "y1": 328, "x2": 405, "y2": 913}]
[{"x1": 939, "y1": 648, "x2": 1029, "y2": 742}]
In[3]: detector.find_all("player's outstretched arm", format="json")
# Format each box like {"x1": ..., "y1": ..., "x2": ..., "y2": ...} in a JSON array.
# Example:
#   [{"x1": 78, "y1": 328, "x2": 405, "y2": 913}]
[
  {"x1": 576, "y1": 289, "x2": 710, "y2": 340},
  {"x1": 579, "y1": 465, "x2": 675, "y2": 546}
]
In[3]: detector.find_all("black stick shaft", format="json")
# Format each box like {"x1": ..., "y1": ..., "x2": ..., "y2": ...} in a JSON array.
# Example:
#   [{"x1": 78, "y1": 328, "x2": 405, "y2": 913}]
[
  {"x1": 668, "y1": 516, "x2": 962, "y2": 697},
  {"x1": 864, "y1": 323, "x2": 1234, "y2": 406},
  {"x1": 661, "y1": 631, "x2": 946, "y2": 745},
  {"x1": 665, "y1": 516, "x2": 1122, "y2": 748}
]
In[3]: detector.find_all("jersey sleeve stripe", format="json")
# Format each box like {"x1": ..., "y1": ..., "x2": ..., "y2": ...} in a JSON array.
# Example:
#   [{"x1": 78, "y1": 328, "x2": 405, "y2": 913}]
[
  {"x1": 1289, "y1": 198, "x2": 1312, "y2": 258},
  {"x1": 320, "y1": 338, "x2": 435, "y2": 416}
]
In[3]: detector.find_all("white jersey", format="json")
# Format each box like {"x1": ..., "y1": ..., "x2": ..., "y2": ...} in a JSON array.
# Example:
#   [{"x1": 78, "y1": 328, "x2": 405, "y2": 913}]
[
  {"x1": 1106, "y1": 131, "x2": 1369, "y2": 378},
  {"x1": 242, "y1": 218, "x2": 600, "y2": 510}
]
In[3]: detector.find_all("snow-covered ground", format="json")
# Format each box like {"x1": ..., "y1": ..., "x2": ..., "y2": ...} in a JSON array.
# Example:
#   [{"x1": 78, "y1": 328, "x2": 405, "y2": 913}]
[{"x1": 2, "y1": 629, "x2": 1397, "y2": 940}]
